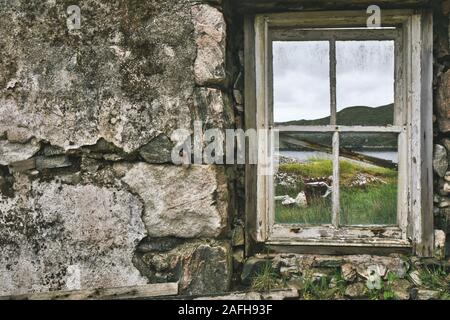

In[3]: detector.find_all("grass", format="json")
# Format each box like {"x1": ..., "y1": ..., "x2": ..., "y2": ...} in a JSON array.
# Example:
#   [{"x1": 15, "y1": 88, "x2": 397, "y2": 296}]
[
  {"x1": 418, "y1": 266, "x2": 450, "y2": 299},
  {"x1": 275, "y1": 158, "x2": 398, "y2": 225},
  {"x1": 297, "y1": 270, "x2": 347, "y2": 300},
  {"x1": 251, "y1": 263, "x2": 284, "y2": 292}
]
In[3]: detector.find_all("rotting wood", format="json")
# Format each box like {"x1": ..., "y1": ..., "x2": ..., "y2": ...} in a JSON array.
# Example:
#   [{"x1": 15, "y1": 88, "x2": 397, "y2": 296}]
[{"x1": 0, "y1": 283, "x2": 179, "y2": 300}]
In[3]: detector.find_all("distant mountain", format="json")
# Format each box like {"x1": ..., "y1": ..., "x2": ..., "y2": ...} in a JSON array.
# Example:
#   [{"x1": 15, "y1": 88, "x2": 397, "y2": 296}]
[
  {"x1": 278, "y1": 104, "x2": 397, "y2": 150},
  {"x1": 276, "y1": 103, "x2": 394, "y2": 127}
]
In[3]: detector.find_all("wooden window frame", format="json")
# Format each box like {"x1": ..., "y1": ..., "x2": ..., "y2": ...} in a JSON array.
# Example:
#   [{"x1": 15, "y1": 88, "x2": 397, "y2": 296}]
[{"x1": 244, "y1": 9, "x2": 434, "y2": 257}]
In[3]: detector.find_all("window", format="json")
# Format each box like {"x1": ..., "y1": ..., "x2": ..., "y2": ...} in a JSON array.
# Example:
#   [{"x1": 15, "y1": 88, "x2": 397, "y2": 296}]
[{"x1": 245, "y1": 10, "x2": 434, "y2": 256}]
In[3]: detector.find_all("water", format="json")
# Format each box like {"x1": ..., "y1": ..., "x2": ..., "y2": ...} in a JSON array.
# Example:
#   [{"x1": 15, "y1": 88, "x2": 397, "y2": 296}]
[{"x1": 280, "y1": 150, "x2": 398, "y2": 164}]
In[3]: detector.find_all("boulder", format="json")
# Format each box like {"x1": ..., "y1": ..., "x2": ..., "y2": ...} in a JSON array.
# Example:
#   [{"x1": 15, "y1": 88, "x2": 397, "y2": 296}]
[
  {"x1": 433, "y1": 144, "x2": 448, "y2": 177},
  {"x1": 121, "y1": 163, "x2": 228, "y2": 238}
]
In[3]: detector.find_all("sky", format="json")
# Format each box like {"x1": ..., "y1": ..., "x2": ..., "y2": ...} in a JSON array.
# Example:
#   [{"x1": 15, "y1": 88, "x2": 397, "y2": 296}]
[{"x1": 273, "y1": 40, "x2": 395, "y2": 123}]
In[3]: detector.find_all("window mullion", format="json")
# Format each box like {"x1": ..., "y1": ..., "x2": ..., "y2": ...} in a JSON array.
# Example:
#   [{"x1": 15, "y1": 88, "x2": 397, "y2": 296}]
[{"x1": 330, "y1": 38, "x2": 340, "y2": 228}]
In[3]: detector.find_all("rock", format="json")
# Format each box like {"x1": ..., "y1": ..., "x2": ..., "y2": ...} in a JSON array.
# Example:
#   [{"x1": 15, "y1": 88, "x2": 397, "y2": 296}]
[
  {"x1": 409, "y1": 270, "x2": 422, "y2": 286},
  {"x1": 6, "y1": 128, "x2": 33, "y2": 143},
  {"x1": 0, "y1": 140, "x2": 40, "y2": 166},
  {"x1": 433, "y1": 145, "x2": 448, "y2": 177},
  {"x1": 180, "y1": 242, "x2": 231, "y2": 295},
  {"x1": 233, "y1": 89, "x2": 243, "y2": 105},
  {"x1": 191, "y1": 4, "x2": 226, "y2": 85},
  {"x1": 294, "y1": 192, "x2": 308, "y2": 207},
  {"x1": 415, "y1": 289, "x2": 441, "y2": 300},
  {"x1": 232, "y1": 249, "x2": 244, "y2": 267},
  {"x1": 344, "y1": 282, "x2": 366, "y2": 299},
  {"x1": 365, "y1": 265, "x2": 383, "y2": 290},
  {"x1": 241, "y1": 257, "x2": 269, "y2": 286},
  {"x1": 139, "y1": 135, "x2": 174, "y2": 164},
  {"x1": 0, "y1": 1, "x2": 194, "y2": 152},
  {"x1": 35, "y1": 156, "x2": 72, "y2": 170},
  {"x1": 444, "y1": 182, "x2": 450, "y2": 194},
  {"x1": 445, "y1": 171, "x2": 450, "y2": 182},
  {"x1": 0, "y1": 181, "x2": 148, "y2": 295},
  {"x1": 434, "y1": 230, "x2": 446, "y2": 260},
  {"x1": 352, "y1": 255, "x2": 409, "y2": 279},
  {"x1": 121, "y1": 163, "x2": 228, "y2": 238},
  {"x1": 437, "y1": 70, "x2": 450, "y2": 133},
  {"x1": 194, "y1": 87, "x2": 231, "y2": 130},
  {"x1": 341, "y1": 263, "x2": 357, "y2": 282},
  {"x1": 232, "y1": 225, "x2": 245, "y2": 246},
  {"x1": 133, "y1": 239, "x2": 231, "y2": 295},
  {"x1": 392, "y1": 279, "x2": 412, "y2": 300}
]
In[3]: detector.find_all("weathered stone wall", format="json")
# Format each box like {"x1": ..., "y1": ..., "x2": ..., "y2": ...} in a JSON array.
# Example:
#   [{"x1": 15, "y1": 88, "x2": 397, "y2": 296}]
[
  {"x1": 0, "y1": 0, "x2": 450, "y2": 299},
  {"x1": 0, "y1": 0, "x2": 233, "y2": 296}
]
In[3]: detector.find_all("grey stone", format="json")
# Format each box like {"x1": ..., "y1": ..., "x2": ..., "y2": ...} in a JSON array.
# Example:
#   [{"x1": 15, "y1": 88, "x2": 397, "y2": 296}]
[
  {"x1": 121, "y1": 163, "x2": 228, "y2": 238},
  {"x1": 231, "y1": 225, "x2": 244, "y2": 246},
  {"x1": 133, "y1": 239, "x2": 231, "y2": 295},
  {"x1": 0, "y1": 180, "x2": 147, "y2": 296},
  {"x1": 433, "y1": 144, "x2": 448, "y2": 177},
  {"x1": 434, "y1": 229, "x2": 446, "y2": 260},
  {"x1": 0, "y1": 140, "x2": 40, "y2": 166},
  {"x1": 392, "y1": 279, "x2": 412, "y2": 300},
  {"x1": 35, "y1": 156, "x2": 72, "y2": 170},
  {"x1": 344, "y1": 282, "x2": 366, "y2": 299},
  {"x1": 341, "y1": 263, "x2": 357, "y2": 282},
  {"x1": 241, "y1": 257, "x2": 270, "y2": 286},
  {"x1": 0, "y1": 1, "x2": 194, "y2": 152},
  {"x1": 139, "y1": 135, "x2": 174, "y2": 164},
  {"x1": 192, "y1": 4, "x2": 226, "y2": 85},
  {"x1": 6, "y1": 128, "x2": 33, "y2": 143},
  {"x1": 415, "y1": 289, "x2": 441, "y2": 300}
]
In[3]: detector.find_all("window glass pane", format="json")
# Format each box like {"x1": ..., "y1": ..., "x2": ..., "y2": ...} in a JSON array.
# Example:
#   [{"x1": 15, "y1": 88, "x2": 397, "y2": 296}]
[
  {"x1": 339, "y1": 133, "x2": 398, "y2": 226},
  {"x1": 273, "y1": 41, "x2": 331, "y2": 124},
  {"x1": 275, "y1": 132, "x2": 333, "y2": 225},
  {"x1": 336, "y1": 41, "x2": 394, "y2": 126}
]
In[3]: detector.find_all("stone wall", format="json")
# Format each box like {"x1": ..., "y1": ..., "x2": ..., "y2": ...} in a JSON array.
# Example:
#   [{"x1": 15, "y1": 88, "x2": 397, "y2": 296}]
[
  {"x1": 0, "y1": 0, "x2": 449, "y2": 299},
  {"x1": 0, "y1": 0, "x2": 233, "y2": 296}
]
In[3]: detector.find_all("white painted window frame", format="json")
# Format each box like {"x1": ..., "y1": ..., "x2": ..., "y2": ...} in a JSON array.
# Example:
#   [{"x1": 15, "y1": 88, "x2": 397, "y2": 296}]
[{"x1": 244, "y1": 9, "x2": 434, "y2": 256}]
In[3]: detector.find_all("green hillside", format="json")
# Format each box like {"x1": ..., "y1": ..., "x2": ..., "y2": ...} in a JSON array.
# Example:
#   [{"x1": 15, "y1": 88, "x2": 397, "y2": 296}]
[
  {"x1": 278, "y1": 104, "x2": 397, "y2": 150},
  {"x1": 277, "y1": 103, "x2": 394, "y2": 127}
]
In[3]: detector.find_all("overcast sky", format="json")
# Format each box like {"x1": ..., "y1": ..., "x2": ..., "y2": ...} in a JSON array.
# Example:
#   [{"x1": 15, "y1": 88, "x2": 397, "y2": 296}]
[{"x1": 273, "y1": 40, "x2": 395, "y2": 123}]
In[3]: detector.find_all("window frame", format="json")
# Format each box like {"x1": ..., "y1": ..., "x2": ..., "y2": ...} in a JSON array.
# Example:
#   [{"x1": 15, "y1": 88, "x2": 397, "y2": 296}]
[{"x1": 244, "y1": 9, "x2": 434, "y2": 256}]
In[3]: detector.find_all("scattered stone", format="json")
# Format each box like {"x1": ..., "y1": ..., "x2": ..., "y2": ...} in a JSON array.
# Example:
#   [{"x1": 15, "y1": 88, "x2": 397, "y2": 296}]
[
  {"x1": 433, "y1": 144, "x2": 448, "y2": 177},
  {"x1": 409, "y1": 270, "x2": 422, "y2": 286},
  {"x1": 344, "y1": 282, "x2": 366, "y2": 299},
  {"x1": 276, "y1": 192, "x2": 307, "y2": 207},
  {"x1": 341, "y1": 263, "x2": 357, "y2": 282},
  {"x1": 139, "y1": 134, "x2": 173, "y2": 164},
  {"x1": 434, "y1": 230, "x2": 446, "y2": 260},
  {"x1": 241, "y1": 257, "x2": 269, "y2": 286},
  {"x1": 392, "y1": 279, "x2": 412, "y2": 300},
  {"x1": 439, "y1": 199, "x2": 450, "y2": 208},
  {"x1": 191, "y1": 4, "x2": 226, "y2": 85},
  {"x1": 0, "y1": 140, "x2": 40, "y2": 166},
  {"x1": 349, "y1": 173, "x2": 386, "y2": 187},
  {"x1": 415, "y1": 289, "x2": 441, "y2": 300}
]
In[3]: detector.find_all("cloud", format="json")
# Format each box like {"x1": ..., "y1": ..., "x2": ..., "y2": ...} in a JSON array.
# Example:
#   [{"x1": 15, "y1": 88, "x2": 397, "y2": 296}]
[{"x1": 273, "y1": 40, "x2": 394, "y2": 123}]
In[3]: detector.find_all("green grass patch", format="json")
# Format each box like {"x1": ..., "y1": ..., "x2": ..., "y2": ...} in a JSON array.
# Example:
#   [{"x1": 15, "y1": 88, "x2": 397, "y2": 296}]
[{"x1": 276, "y1": 158, "x2": 398, "y2": 225}]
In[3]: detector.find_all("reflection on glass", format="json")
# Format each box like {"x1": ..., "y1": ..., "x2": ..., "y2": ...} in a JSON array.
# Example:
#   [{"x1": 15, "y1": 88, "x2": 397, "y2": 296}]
[
  {"x1": 273, "y1": 41, "x2": 330, "y2": 124},
  {"x1": 336, "y1": 41, "x2": 394, "y2": 126},
  {"x1": 339, "y1": 133, "x2": 398, "y2": 226},
  {"x1": 275, "y1": 132, "x2": 333, "y2": 225}
]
